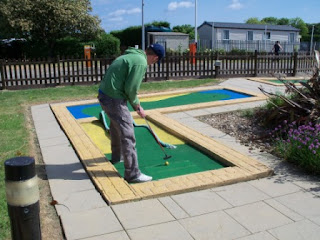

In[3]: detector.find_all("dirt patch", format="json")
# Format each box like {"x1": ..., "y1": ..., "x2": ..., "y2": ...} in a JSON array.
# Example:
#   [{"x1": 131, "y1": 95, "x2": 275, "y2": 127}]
[{"x1": 197, "y1": 109, "x2": 274, "y2": 153}]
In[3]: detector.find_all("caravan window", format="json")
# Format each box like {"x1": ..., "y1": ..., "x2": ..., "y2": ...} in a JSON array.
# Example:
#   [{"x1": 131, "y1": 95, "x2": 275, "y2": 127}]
[
  {"x1": 223, "y1": 30, "x2": 229, "y2": 40},
  {"x1": 247, "y1": 31, "x2": 253, "y2": 41}
]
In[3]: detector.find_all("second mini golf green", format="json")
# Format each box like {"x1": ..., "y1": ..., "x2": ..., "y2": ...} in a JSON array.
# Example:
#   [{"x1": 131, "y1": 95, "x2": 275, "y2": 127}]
[{"x1": 81, "y1": 118, "x2": 226, "y2": 181}]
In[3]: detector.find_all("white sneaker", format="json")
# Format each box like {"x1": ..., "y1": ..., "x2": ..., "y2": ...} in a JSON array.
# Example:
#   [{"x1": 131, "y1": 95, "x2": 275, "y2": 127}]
[{"x1": 128, "y1": 173, "x2": 152, "y2": 183}]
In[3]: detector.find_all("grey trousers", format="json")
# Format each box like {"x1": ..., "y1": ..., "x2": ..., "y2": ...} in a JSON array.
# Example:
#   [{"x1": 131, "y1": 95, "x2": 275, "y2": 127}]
[{"x1": 98, "y1": 92, "x2": 141, "y2": 181}]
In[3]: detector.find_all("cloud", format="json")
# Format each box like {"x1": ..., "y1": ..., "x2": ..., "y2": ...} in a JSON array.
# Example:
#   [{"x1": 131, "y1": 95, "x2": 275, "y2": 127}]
[
  {"x1": 108, "y1": 7, "x2": 141, "y2": 17},
  {"x1": 228, "y1": 0, "x2": 244, "y2": 10},
  {"x1": 168, "y1": 1, "x2": 194, "y2": 11},
  {"x1": 109, "y1": 17, "x2": 123, "y2": 22}
]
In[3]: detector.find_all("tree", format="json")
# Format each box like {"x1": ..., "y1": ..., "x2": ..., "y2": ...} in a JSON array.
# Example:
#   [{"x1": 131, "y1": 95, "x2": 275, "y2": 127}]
[
  {"x1": 278, "y1": 18, "x2": 290, "y2": 25},
  {"x1": 302, "y1": 23, "x2": 320, "y2": 42},
  {"x1": 261, "y1": 17, "x2": 278, "y2": 25},
  {"x1": 110, "y1": 21, "x2": 171, "y2": 49},
  {"x1": 0, "y1": 0, "x2": 101, "y2": 55},
  {"x1": 289, "y1": 17, "x2": 308, "y2": 36},
  {"x1": 111, "y1": 26, "x2": 141, "y2": 49},
  {"x1": 94, "y1": 33, "x2": 120, "y2": 57},
  {"x1": 173, "y1": 24, "x2": 194, "y2": 40},
  {"x1": 146, "y1": 21, "x2": 170, "y2": 28},
  {"x1": 245, "y1": 17, "x2": 263, "y2": 24},
  {"x1": 245, "y1": 17, "x2": 309, "y2": 40}
]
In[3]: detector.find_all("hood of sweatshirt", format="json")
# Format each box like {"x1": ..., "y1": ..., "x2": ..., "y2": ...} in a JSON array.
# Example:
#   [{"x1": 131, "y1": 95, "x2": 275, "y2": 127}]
[{"x1": 124, "y1": 47, "x2": 146, "y2": 57}]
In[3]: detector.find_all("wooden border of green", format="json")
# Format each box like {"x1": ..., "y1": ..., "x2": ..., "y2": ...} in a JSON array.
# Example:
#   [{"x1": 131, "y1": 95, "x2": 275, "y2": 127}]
[
  {"x1": 50, "y1": 86, "x2": 272, "y2": 204},
  {"x1": 247, "y1": 77, "x2": 308, "y2": 86}
]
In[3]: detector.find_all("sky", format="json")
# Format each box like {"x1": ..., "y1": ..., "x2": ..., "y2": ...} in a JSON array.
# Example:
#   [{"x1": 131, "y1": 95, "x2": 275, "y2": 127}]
[{"x1": 90, "y1": 0, "x2": 320, "y2": 33}]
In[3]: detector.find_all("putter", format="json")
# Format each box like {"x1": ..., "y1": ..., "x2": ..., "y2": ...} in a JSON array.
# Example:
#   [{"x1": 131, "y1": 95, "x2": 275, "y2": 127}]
[{"x1": 143, "y1": 117, "x2": 172, "y2": 160}]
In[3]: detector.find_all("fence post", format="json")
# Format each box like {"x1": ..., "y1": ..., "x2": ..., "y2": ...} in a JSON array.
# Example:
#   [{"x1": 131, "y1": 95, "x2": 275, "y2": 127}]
[
  {"x1": 166, "y1": 53, "x2": 169, "y2": 80},
  {"x1": 4, "y1": 156, "x2": 41, "y2": 240},
  {"x1": 56, "y1": 55, "x2": 61, "y2": 85},
  {"x1": 214, "y1": 60, "x2": 221, "y2": 78},
  {"x1": 0, "y1": 60, "x2": 6, "y2": 90},
  {"x1": 293, "y1": 52, "x2": 298, "y2": 76},
  {"x1": 254, "y1": 50, "x2": 258, "y2": 77}
]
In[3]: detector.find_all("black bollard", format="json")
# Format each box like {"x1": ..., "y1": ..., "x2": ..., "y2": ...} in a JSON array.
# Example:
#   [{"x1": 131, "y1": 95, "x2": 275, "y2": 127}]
[{"x1": 5, "y1": 156, "x2": 41, "y2": 240}]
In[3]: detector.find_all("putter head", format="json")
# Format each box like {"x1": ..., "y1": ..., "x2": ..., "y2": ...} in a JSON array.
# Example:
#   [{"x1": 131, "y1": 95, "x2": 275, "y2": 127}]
[{"x1": 163, "y1": 155, "x2": 172, "y2": 160}]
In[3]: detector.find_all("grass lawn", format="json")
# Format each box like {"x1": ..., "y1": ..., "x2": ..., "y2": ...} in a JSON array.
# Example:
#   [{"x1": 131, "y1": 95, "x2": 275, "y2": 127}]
[{"x1": 0, "y1": 78, "x2": 219, "y2": 240}]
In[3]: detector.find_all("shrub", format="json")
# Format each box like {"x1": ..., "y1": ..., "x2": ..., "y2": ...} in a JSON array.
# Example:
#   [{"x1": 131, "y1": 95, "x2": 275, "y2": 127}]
[
  {"x1": 55, "y1": 37, "x2": 84, "y2": 58},
  {"x1": 94, "y1": 33, "x2": 120, "y2": 58},
  {"x1": 229, "y1": 48, "x2": 247, "y2": 55},
  {"x1": 271, "y1": 121, "x2": 320, "y2": 174}
]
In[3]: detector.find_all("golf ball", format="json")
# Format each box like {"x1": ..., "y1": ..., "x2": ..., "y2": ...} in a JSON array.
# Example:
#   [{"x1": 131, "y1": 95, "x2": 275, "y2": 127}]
[{"x1": 165, "y1": 161, "x2": 169, "y2": 166}]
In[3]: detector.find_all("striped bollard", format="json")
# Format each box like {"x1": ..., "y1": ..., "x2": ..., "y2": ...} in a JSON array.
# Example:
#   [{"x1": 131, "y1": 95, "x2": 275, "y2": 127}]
[{"x1": 5, "y1": 157, "x2": 41, "y2": 240}]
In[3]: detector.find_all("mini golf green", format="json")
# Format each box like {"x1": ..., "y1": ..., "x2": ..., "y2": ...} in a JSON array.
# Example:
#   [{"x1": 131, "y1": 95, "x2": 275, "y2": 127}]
[
  {"x1": 264, "y1": 79, "x2": 308, "y2": 84},
  {"x1": 95, "y1": 120, "x2": 226, "y2": 181},
  {"x1": 67, "y1": 89, "x2": 252, "y2": 119},
  {"x1": 67, "y1": 89, "x2": 252, "y2": 181}
]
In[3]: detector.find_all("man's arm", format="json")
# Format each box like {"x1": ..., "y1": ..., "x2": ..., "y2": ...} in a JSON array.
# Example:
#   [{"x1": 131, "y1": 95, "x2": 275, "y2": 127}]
[
  {"x1": 124, "y1": 65, "x2": 146, "y2": 106},
  {"x1": 135, "y1": 105, "x2": 146, "y2": 118}
]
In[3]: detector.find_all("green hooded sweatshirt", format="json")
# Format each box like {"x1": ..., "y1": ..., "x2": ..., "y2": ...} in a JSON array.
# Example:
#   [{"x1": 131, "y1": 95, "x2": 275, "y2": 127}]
[{"x1": 99, "y1": 47, "x2": 147, "y2": 108}]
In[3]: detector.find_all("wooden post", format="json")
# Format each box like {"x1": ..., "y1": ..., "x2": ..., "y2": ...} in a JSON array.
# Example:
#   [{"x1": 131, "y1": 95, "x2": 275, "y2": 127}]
[
  {"x1": 166, "y1": 53, "x2": 169, "y2": 80},
  {"x1": 0, "y1": 60, "x2": 6, "y2": 90},
  {"x1": 5, "y1": 157, "x2": 41, "y2": 240},
  {"x1": 293, "y1": 52, "x2": 298, "y2": 76},
  {"x1": 254, "y1": 50, "x2": 258, "y2": 77},
  {"x1": 214, "y1": 60, "x2": 221, "y2": 78},
  {"x1": 56, "y1": 55, "x2": 61, "y2": 85}
]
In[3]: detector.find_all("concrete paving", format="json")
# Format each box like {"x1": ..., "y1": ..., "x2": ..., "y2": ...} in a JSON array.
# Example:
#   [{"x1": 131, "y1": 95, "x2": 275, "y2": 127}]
[{"x1": 31, "y1": 78, "x2": 320, "y2": 240}]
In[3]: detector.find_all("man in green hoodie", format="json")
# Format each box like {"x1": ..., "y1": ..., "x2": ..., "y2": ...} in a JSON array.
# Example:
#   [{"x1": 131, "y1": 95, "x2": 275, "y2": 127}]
[{"x1": 98, "y1": 44, "x2": 165, "y2": 183}]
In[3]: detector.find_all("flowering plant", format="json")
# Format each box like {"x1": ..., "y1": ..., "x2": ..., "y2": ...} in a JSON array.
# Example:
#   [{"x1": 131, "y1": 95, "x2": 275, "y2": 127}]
[{"x1": 271, "y1": 120, "x2": 320, "y2": 174}]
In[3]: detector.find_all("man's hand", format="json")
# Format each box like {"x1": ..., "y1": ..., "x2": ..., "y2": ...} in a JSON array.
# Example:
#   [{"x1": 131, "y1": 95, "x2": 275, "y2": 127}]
[{"x1": 136, "y1": 105, "x2": 146, "y2": 118}]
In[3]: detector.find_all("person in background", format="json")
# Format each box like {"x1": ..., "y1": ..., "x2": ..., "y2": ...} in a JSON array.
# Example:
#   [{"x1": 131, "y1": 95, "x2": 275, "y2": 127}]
[
  {"x1": 98, "y1": 44, "x2": 165, "y2": 183},
  {"x1": 272, "y1": 41, "x2": 283, "y2": 55}
]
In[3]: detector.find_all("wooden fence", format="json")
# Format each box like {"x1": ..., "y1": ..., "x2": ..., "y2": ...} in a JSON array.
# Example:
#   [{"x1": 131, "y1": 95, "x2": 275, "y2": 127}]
[{"x1": 0, "y1": 51, "x2": 314, "y2": 90}]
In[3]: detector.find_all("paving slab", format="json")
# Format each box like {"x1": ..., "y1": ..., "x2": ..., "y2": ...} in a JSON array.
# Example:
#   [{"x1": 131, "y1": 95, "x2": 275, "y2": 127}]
[
  {"x1": 165, "y1": 111, "x2": 190, "y2": 120},
  {"x1": 264, "y1": 198, "x2": 304, "y2": 222},
  {"x1": 205, "y1": 106, "x2": 233, "y2": 114},
  {"x1": 83, "y1": 231, "x2": 130, "y2": 240},
  {"x1": 237, "y1": 231, "x2": 277, "y2": 240},
  {"x1": 111, "y1": 199, "x2": 175, "y2": 229},
  {"x1": 226, "y1": 201, "x2": 293, "y2": 233},
  {"x1": 268, "y1": 219, "x2": 320, "y2": 240},
  {"x1": 34, "y1": 121, "x2": 66, "y2": 140},
  {"x1": 219, "y1": 78, "x2": 286, "y2": 94},
  {"x1": 60, "y1": 207, "x2": 122, "y2": 240},
  {"x1": 41, "y1": 144, "x2": 81, "y2": 165},
  {"x1": 158, "y1": 196, "x2": 189, "y2": 219},
  {"x1": 275, "y1": 191, "x2": 320, "y2": 225},
  {"x1": 292, "y1": 179, "x2": 320, "y2": 196},
  {"x1": 38, "y1": 135, "x2": 70, "y2": 148},
  {"x1": 197, "y1": 125, "x2": 229, "y2": 138},
  {"x1": 171, "y1": 189, "x2": 232, "y2": 216},
  {"x1": 127, "y1": 221, "x2": 193, "y2": 240},
  {"x1": 45, "y1": 162, "x2": 89, "y2": 180},
  {"x1": 47, "y1": 176, "x2": 94, "y2": 201},
  {"x1": 179, "y1": 210, "x2": 250, "y2": 240},
  {"x1": 31, "y1": 106, "x2": 57, "y2": 123},
  {"x1": 249, "y1": 177, "x2": 302, "y2": 197},
  {"x1": 185, "y1": 108, "x2": 211, "y2": 117},
  {"x1": 55, "y1": 189, "x2": 106, "y2": 216},
  {"x1": 212, "y1": 182, "x2": 270, "y2": 206},
  {"x1": 31, "y1": 103, "x2": 50, "y2": 110},
  {"x1": 181, "y1": 118, "x2": 213, "y2": 129}
]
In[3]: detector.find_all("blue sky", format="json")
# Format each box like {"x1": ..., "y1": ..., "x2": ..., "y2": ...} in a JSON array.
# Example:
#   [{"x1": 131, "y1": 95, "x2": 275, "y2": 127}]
[{"x1": 91, "y1": 0, "x2": 320, "y2": 33}]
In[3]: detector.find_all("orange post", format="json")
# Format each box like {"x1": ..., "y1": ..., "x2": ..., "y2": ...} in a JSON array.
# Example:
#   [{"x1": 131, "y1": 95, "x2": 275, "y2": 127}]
[
  {"x1": 84, "y1": 45, "x2": 92, "y2": 67},
  {"x1": 189, "y1": 43, "x2": 196, "y2": 64}
]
